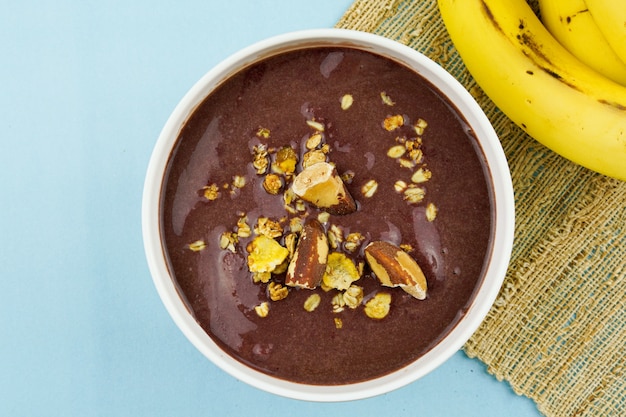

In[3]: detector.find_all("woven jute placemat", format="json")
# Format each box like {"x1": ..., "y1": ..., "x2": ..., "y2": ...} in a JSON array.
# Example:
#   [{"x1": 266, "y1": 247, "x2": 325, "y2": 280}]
[{"x1": 337, "y1": 1, "x2": 626, "y2": 416}]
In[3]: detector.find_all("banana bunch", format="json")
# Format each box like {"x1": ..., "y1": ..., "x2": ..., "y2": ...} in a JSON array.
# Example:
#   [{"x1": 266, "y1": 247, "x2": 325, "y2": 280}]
[
  {"x1": 437, "y1": 0, "x2": 626, "y2": 181},
  {"x1": 539, "y1": 0, "x2": 626, "y2": 86}
]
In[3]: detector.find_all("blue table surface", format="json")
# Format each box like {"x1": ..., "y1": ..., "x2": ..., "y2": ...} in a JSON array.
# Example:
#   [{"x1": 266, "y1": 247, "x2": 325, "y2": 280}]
[{"x1": 0, "y1": 1, "x2": 543, "y2": 415}]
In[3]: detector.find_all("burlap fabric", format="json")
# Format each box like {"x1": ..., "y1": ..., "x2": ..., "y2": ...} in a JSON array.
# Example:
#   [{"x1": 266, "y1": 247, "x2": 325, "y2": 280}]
[{"x1": 337, "y1": 1, "x2": 626, "y2": 416}]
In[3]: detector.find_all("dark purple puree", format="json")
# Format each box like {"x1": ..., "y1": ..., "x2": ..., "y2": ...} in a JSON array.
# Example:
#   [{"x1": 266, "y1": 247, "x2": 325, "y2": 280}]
[{"x1": 160, "y1": 47, "x2": 494, "y2": 385}]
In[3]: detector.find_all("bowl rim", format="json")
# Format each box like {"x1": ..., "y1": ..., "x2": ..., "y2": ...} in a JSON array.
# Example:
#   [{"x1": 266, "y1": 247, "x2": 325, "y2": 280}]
[{"x1": 142, "y1": 28, "x2": 515, "y2": 402}]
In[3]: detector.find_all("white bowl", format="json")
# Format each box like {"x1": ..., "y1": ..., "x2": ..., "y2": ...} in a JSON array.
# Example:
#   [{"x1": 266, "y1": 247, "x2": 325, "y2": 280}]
[{"x1": 142, "y1": 28, "x2": 514, "y2": 402}]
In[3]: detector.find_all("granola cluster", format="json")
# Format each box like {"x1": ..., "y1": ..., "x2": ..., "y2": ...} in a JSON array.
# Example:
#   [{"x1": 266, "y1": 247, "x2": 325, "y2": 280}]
[{"x1": 189, "y1": 91, "x2": 437, "y2": 324}]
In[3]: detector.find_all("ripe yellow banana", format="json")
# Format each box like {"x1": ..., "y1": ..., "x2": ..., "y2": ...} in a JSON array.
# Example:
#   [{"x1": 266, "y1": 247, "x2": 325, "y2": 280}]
[
  {"x1": 539, "y1": 0, "x2": 626, "y2": 86},
  {"x1": 437, "y1": 0, "x2": 626, "y2": 181},
  {"x1": 584, "y1": 0, "x2": 626, "y2": 66}
]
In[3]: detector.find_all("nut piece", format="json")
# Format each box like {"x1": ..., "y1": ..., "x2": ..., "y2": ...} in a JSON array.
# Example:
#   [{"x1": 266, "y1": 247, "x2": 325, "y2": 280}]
[
  {"x1": 322, "y1": 252, "x2": 361, "y2": 291},
  {"x1": 246, "y1": 235, "x2": 289, "y2": 274},
  {"x1": 285, "y1": 219, "x2": 329, "y2": 289},
  {"x1": 364, "y1": 292, "x2": 392, "y2": 319},
  {"x1": 291, "y1": 162, "x2": 357, "y2": 215},
  {"x1": 364, "y1": 241, "x2": 427, "y2": 300}
]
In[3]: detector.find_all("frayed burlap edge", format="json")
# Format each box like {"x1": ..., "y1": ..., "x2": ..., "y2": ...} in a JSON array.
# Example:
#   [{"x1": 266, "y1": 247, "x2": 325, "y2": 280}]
[{"x1": 337, "y1": 1, "x2": 626, "y2": 416}]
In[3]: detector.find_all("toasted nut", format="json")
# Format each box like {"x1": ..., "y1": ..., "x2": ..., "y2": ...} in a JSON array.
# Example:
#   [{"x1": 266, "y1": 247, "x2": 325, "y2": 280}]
[
  {"x1": 268, "y1": 282, "x2": 289, "y2": 301},
  {"x1": 426, "y1": 202, "x2": 438, "y2": 222},
  {"x1": 364, "y1": 292, "x2": 392, "y2": 319},
  {"x1": 291, "y1": 162, "x2": 356, "y2": 215},
  {"x1": 364, "y1": 241, "x2": 427, "y2": 300},
  {"x1": 361, "y1": 179, "x2": 378, "y2": 198},
  {"x1": 255, "y1": 302, "x2": 270, "y2": 318},
  {"x1": 274, "y1": 146, "x2": 298, "y2": 174},
  {"x1": 286, "y1": 219, "x2": 329, "y2": 289},
  {"x1": 322, "y1": 252, "x2": 361, "y2": 291},
  {"x1": 380, "y1": 91, "x2": 395, "y2": 106},
  {"x1": 383, "y1": 114, "x2": 404, "y2": 131},
  {"x1": 303, "y1": 293, "x2": 321, "y2": 312},
  {"x1": 387, "y1": 145, "x2": 406, "y2": 159},
  {"x1": 411, "y1": 167, "x2": 431, "y2": 183},
  {"x1": 263, "y1": 173, "x2": 283, "y2": 195},
  {"x1": 341, "y1": 94, "x2": 354, "y2": 110},
  {"x1": 246, "y1": 235, "x2": 289, "y2": 274},
  {"x1": 188, "y1": 240, "x2": 206, "y2": 252}
]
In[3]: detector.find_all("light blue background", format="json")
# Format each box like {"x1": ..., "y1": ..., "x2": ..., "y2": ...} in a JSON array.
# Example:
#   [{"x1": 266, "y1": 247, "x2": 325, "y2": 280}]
[{"x1": 0, "y1": 1, "x2": 542, "y2": 415}]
